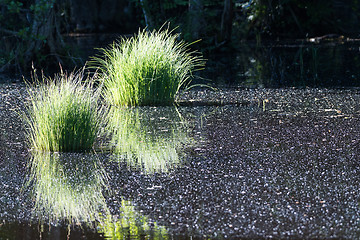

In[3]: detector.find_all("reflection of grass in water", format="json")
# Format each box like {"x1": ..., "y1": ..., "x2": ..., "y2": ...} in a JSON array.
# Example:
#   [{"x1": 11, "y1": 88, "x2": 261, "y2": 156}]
[
  {"x1": 26, "y1": 152, "x2": 168, "y2": 237},
  {"x1": 27, "y1": 151, "x2": 109, "y2": 224},
  {"x1": 98, "y1": 200, "x2": 168, "y2": 239},
  {"x1": 108, "y1": 106, "x2": 190, "y2": 173}
]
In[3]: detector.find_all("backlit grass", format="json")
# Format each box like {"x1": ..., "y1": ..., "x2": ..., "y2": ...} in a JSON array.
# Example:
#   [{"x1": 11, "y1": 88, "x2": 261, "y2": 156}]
[
  {"x1": 90, "y1": 27, "x2": 205, "y2": 106},
  {"x1": 24, "y1": 70, "x2": 105, "y2": 152}
]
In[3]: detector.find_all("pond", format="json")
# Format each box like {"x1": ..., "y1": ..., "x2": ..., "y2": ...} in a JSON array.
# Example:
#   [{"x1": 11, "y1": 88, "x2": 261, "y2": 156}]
[
  {"x1": 1, "y1": 42, "x2": 360, "y2": 239},
  {"x1": 205, "y1": 40, "x2": 360, "y2": 88},
  {"x1": 64, "y1": 34, "x2": 360, "y2": 88}
]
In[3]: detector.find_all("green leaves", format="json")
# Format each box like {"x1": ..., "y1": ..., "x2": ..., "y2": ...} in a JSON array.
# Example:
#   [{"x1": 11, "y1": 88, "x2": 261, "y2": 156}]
[
  {"x1": 30, "y1": 0, "x2": 55, "y2": 20},
  {"x1": 162, "y1": 0, "x2": 187, "y2": 10},
  {"x1": 5, "y1": 0, "x2": 23, "y2": 13}
]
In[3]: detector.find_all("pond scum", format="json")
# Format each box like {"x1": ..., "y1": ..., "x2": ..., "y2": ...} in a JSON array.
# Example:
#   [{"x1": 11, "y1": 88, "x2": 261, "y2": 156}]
[
  {"x1": 3, "y1": 24, "x2": 358, "y2": 237},
  {"x1": 25, "y1": 151, "x2": 169, "y2": 238},
  {"x1": 108, "y1": 106, "x2": 190, "y2": 173},
  {"x1": 27, "y1": 152, "x2": 109, "y2": 224}
]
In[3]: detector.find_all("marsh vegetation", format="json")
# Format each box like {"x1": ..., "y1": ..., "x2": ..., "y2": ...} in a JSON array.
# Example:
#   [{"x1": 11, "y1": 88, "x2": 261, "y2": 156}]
[
  {"x1": 90, "y1": 28, "x2": 204, "y2": 106},
  {"x1": 23, "y1": 70, "x2": 105, "y2": 152},
  {"x1": 1, "y1": 80, "x2": 360, "y2": 239}
]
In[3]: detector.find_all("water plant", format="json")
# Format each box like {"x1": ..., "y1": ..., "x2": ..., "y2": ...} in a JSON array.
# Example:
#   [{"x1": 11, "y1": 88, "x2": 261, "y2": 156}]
[
  {"x1": 24, "y1": 69, "x2": 105, "y2": 152},
  {"x1": 90, "y1": 27, "x2": 205, "y2": 106}
]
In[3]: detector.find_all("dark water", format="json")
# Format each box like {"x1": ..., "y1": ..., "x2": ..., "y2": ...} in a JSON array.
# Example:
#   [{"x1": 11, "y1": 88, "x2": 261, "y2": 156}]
[
  {"x1": 1, "y1": 81, "x2": 360, "y2": 239},
  {"x1": 205, "y1": 41, "x2": 360, "y2": 88},
  {"x1": 1, "y1": 39, "x2": 360, "y2": 239},
  {"x1": 60, "y1": 35, "x2": 360, "y2": 88}
]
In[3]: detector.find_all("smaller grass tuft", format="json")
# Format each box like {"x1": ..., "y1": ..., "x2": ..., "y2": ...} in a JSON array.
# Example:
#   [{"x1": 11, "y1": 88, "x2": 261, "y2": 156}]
[
  {"x1": 24, "y1": 69, "x2": 105, "y2": 152},
  {"x1": 90, "y1": 26, "x2": 205, "y2": 106}
]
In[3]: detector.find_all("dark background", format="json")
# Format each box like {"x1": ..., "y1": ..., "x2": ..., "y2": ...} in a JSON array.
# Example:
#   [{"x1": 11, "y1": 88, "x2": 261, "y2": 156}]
[{"x1": 1, "y1": 0, "x2": 360, "y2": 76}]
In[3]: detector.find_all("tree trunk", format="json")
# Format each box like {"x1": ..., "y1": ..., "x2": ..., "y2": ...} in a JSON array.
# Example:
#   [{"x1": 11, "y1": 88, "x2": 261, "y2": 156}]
[
  {"x1": 24, "y1": 1, "x2": 64, "y2": 69},
  {"x1": 220, "y1": 0, "x2": 233, "y2": 43},
  {"x1": 188, "y1": 0, "x2": 204, "y2": 40},
  {"x1": 139, "y1": 0, "x2": 154, "y2": 29},
  {"x1": 69, "y1": 0, "x2": 97, "y2": 32}
]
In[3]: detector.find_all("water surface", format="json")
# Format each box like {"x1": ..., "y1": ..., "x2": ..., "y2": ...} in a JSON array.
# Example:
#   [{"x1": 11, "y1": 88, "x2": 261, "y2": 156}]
[
  {"x1": 1, "y1": 82, "x2": 360, "y2": 239},
  {"x1": 205, "y1": 41, "x2": 360, "y2": 88}
]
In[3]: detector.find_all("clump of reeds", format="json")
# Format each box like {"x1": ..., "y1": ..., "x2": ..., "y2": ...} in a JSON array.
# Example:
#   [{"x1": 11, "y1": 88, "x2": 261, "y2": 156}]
[
  {"x1": 90, "y1": 27, "x2": 204, "y2": 106},
  {"x1": 24, "y1": 69, "x2": 105, "y2": 152}
]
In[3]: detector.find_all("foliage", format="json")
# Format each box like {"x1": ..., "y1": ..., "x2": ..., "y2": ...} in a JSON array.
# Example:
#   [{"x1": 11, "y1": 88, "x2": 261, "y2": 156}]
[
  {"x1": 23, "y1": 69, "x2": 105, "y2": 152},
  {"x1": 241, "y1": 0, "x2": 360, "y2": 38},
  {"x1": 134, "y1": 0, "x2": 230, "y2": 46},
  {"x1": 90, "y1": 27, "x2": 204, "y2": 106},
  {"x1": 2, "y1": 0, "x2": 360, "y2": 74},
  {"x1": 0, "y1": 0, "x2": 68, "y2": 73}
]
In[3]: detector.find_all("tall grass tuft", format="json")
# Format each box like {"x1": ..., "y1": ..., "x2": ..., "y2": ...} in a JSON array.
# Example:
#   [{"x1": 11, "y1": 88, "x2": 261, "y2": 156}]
[
  {"x1": 24, "y1": 69, "x2": 105, "y2": 152},
  {"x1": 90, "y1": 27, "x2": 205, "y2": 106}
]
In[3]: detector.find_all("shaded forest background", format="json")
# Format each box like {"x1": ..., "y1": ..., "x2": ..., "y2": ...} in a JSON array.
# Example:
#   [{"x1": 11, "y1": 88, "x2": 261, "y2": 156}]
[{"x1": 1, "y1": 0, "x2": 360, "y2": 75}]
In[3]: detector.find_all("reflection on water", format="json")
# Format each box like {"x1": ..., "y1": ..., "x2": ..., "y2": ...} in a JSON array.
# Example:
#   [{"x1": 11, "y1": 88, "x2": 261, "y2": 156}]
[
  {"x1": 21, "y1": 104, "x2": 187, "y2": 237},
  {"x1": 4, "y1": 78, "x2": 359, "y2": 238},
  {"x1": 27, "y1": 152, "x2": 110, "y2": 224},
  {"x1": 207, "y1": 42, "x2": 360, "y2": 88},
  {"x1": 108, "y1": 106, "x2": 190, "y2": 173},
  {"x1": 25, "y1": 151, "x2": 168, "y2": 238},
  {"x1": 98, "y1": 200, "x2": 168, "y2": 239}
]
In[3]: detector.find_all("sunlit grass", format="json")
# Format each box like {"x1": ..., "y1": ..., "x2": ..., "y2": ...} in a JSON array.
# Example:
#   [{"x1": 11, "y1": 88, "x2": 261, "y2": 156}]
[
  {"x1": 24, "y1": 69, "x2": 106, "y2": 152},
  {"x1": 108, "y1": 106, "x2": 190, "y2": 173},
  {"x1": 90, "y1": 27, "x2": 205, "y2": 106}
]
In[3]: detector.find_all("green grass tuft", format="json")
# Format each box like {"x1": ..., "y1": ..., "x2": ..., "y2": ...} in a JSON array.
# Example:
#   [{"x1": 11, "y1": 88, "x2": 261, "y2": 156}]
[
  {"x1": 90, "y1": 27, "x2": 205, "y2": 106},
  {"x1": 24, "y1": 69, "x2": 105, "y2": 152}
]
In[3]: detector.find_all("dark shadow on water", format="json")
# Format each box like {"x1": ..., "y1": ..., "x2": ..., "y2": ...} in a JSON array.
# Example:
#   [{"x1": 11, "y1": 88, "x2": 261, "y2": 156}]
[
  {"x1": 204, "y1": 41, "x2": 360, "y2": 88},
  {"x1": 62, "y1": 35, "x2": 360, "y2": 89}
]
